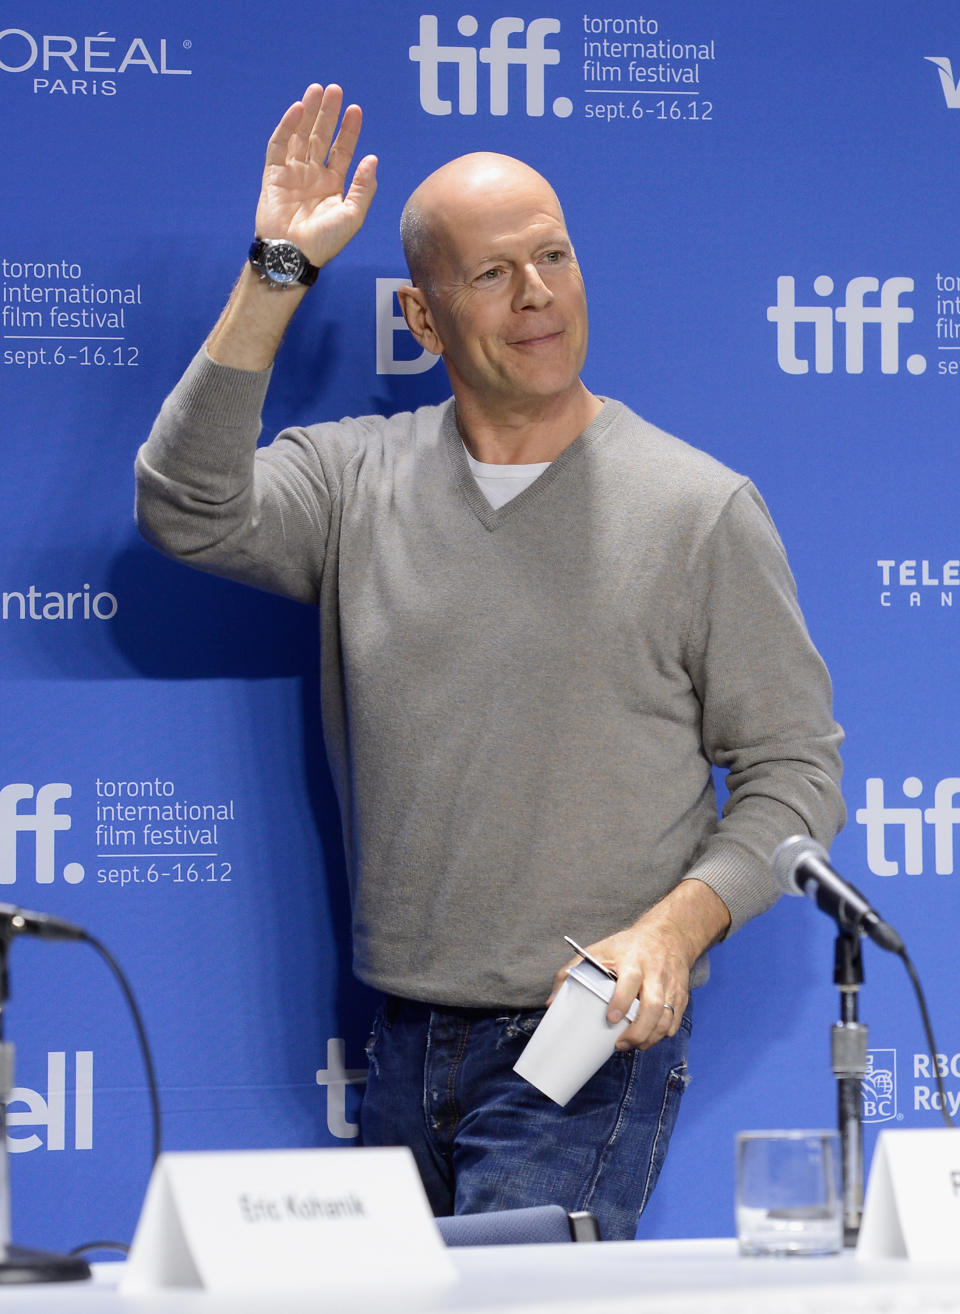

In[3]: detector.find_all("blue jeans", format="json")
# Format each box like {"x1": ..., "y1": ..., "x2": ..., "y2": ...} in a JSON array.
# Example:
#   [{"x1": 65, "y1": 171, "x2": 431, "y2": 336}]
[{"x1": 359, "y1": 996, "x2": 692, "y2": 1241}]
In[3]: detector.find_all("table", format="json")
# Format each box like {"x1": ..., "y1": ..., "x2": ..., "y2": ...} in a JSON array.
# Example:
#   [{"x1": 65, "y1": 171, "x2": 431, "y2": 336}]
[{"x1": 1, "y1": 1239, "x2": 959, "y2": 1313}]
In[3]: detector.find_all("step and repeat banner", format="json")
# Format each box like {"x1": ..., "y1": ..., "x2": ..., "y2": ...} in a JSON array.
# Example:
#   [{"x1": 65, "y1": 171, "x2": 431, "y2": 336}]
[{"x1": 3, "y1": 0, "x2": 958, "y2": 1251}]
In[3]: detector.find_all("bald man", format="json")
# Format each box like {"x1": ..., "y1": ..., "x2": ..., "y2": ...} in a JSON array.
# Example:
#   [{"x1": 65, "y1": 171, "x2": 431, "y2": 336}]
[{"x1": 136, "y1": 86, "x2": 844, "y2": 1239}]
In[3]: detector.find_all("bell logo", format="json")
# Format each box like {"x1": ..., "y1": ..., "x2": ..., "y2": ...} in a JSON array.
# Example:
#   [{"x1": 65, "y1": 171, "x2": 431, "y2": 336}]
[
  {"x1": 376, "y1": 278, "x2": 440, "y2": 376},
  {"x1": 410, "y1": 14, "x2": 571, "y2": 118},
  {"x1": 0, "y1": 783, "x2": 85, "y2": 885},
  {"x1": 767, "y1": 275, "x2": 926, "y2": 376},
  {"x1": 7, "y1": 1051, "x2": 93, "y2": 1152}
]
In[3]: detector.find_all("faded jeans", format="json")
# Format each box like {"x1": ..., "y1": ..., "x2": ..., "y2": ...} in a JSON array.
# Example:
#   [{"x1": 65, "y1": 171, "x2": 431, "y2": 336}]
[{"x1": 360, "y1": 995, "x2": 692, "y2": 1241}]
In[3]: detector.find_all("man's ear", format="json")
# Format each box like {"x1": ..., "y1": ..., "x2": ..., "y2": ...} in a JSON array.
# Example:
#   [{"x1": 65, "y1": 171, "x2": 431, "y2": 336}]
[{"x1": 397, "y1": 285, "x2": 444, "y2": 357}]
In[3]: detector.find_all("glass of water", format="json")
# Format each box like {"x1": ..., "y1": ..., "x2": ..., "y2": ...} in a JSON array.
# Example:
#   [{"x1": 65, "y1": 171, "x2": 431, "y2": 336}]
[{"x1": 736, "y1": 1130, "x2": 842, "y2": 1257}]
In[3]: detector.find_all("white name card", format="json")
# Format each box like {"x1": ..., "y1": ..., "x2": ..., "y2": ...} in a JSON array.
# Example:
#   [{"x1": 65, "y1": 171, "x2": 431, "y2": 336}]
[
  {"x1": 120, "y1": 1146, "x2": 458, "y2": 1294},
  {"x1": 857, "y1": 1128, "x2": 960, "y2": 1261}
]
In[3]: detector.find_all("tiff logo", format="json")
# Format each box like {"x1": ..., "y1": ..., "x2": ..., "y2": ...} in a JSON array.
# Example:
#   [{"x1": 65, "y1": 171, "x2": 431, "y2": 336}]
[
  {"x1": 856, "y1": 776, "x2": 960, "y2": 876},
  {"x1": 410, "y1": 14, "x2": 571, "y2": 117},
  {"x1": 926, "y1": 57, "x2": 960, "y2": 109},
  {"x1": 0, "y1": 783, "x2": 85, "y2": 885},
  {"x1": 315, "y1": 1038, "x2": 366, "y2": 1139},
  {"x1": 767, "y1": 276, "x2": 926, "y2": 376}
]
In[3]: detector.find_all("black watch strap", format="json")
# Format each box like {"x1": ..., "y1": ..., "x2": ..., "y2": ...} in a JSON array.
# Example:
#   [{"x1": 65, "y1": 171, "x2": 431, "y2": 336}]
[{"x1": 248, "y1": 238, "x2": 320, "y2": 288}]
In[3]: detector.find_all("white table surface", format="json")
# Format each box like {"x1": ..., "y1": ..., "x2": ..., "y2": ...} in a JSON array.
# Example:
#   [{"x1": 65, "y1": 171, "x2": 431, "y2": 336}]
[{"x1": 1, "y1": 1238, "x2": 958, "y2": 1314}]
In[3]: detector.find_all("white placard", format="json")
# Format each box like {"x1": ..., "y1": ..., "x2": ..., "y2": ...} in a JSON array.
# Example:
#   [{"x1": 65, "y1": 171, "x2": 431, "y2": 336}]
[
  {"x1": 120, "y1": 1146, "x2": 458, "y2": 1294},
  {"x1": 857, "y1": 1128, "x2": 960, "y2": 1261}
]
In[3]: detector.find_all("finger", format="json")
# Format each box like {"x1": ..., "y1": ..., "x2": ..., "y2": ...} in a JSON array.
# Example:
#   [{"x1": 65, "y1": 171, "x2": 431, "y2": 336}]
[
  {"x1": 283, "y1": 85, "x2": 324, "y2": 170},
  {"x1": 306, "y1": 83, "x2": 346, "y2": 168},
  {"x1": 617, "y1": 993, "x2": 661, "y2": 1046},
  {"x1": 669, "y1": 988, "x2": 689, "y2": 1035},
  {"x1": 606, "y1": 965, "x2": 643, "y2": 1024},
  {"x1": 616, "y1": 1002, "x2": 668, "y2": 1051},
  {"x1": 326, "y1": 103, "x2": 365, "y2": 179},
  {"x1": 345, "y1": 152, "x2": 378, "y2": 207},
  {"x1": 617, "y1": 985, "x2": 687, "y2": 1050},
  {"x1": 264, "y1": 95, "x2": 312, "y2": 170}
]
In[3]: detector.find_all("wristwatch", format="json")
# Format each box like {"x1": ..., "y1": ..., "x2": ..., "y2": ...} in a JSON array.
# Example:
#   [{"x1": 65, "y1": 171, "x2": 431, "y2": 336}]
[{"x1": 248, "y1": 238, "x2": 320, "y2": 289}]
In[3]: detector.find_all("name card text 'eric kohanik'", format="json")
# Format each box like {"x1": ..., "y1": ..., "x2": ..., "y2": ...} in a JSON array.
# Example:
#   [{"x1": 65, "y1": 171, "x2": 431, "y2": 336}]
[{"x1": 120, "y1": 1146, "x2": 458, "y2": 1293}]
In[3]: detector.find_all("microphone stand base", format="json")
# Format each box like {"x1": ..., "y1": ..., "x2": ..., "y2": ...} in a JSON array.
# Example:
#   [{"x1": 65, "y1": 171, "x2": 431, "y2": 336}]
[{"x1": 0, "y1": 1246, "x2": 91, "y2": 1284}]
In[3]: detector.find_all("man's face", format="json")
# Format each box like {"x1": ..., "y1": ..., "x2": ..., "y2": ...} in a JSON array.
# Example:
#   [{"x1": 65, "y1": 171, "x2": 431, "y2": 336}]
[{"x1": 419, "y1": 171, "x2": 589, "y2": 415}]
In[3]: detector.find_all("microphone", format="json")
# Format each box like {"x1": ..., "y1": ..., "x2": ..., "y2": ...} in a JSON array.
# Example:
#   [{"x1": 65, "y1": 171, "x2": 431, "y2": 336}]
[
  {"x1": 0, "y1": 903, "x2": 86, "y2": 942},
  {"x1": 771, "y1": 836, "x2": 904, "y2": 954}
]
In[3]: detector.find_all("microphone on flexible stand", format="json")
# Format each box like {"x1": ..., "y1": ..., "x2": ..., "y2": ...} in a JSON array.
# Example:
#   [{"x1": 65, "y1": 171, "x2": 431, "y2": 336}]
[
  {"x1": 0, "y1": 904, "x2": 85, "y2": 943},
  {"x1": 770, "y1": 836, "x2": 908, "y2": 1247},
  {"x1": 771, "y1": 836, "x2": 953, "y2": 1241},
  {"x1": 770, "y1": 835, "x2": 904, "y2": 954},
  {"x1": 0, "y1": 904, "x2": 91, "y2": 1283}
]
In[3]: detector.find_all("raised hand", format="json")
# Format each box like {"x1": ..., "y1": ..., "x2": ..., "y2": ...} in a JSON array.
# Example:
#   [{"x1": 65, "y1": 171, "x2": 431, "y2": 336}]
[
  {"x1": 207, "y1": 84, "x2": 378, "y2": 367},
  {"x1": 255, "y1": 83, "x2": 378, "y2": 268}
]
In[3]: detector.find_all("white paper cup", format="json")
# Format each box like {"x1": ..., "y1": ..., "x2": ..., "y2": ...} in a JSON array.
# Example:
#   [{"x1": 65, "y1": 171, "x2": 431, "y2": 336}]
[{"x1": 513, "y1": 961, "x2": 638, "y2": 1106}]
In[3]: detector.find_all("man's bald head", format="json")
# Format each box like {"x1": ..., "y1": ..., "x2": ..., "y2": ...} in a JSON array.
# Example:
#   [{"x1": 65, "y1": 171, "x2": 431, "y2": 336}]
[
  {"x1": 400, "y1": 153, "x2": 566, "y2": 294},
  {"x1": 394, "y1": 150, "x2": 591, "y2": 430}
]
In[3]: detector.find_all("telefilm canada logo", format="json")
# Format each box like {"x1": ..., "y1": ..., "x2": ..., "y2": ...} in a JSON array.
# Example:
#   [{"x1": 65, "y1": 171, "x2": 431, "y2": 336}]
[
  {"x1": 875, "y1": 558, "x2": 959, "y2": 610},
  {"x1": 409, "y1": 14, "x2": 572, "y2": 117},
  {"x1": 0, "y1": 26, "x2": 192, "y2": 96}
]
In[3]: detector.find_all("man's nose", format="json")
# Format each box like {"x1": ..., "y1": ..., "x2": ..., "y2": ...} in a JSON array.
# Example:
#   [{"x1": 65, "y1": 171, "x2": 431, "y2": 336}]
[{"x1": 513, "y1": 263, "x2": 553, "y2": 311}]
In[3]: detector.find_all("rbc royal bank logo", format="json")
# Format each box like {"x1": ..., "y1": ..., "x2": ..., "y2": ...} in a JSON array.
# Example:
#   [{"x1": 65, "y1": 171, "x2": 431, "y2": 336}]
[
  {"x1": 862, "y1": 1049, "x2": 898, "y2": 1124},
  {"x1": 0, "y1": 783, "x2": 85, "y2": 885},
  {"x1": 767, "y1": 276, "x2": 926, "y2": 375},
  {"x1": 410, "y1": 14, "x2": 572, "y2": 117}
]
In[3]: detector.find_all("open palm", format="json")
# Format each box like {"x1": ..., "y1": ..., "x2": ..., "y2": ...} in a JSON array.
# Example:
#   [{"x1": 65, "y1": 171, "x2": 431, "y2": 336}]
[{"x1": 255, "y1": 83, "x2": 377, "y2": 268}]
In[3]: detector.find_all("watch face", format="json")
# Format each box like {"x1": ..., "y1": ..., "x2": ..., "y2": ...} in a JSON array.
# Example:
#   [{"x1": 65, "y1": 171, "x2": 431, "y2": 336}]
[{"x1": 262, "y1": 241, "x2": 304, "y2": 285}]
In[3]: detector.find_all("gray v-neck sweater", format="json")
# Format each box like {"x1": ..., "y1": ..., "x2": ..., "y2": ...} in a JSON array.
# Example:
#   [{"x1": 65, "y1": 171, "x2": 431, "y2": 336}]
[{"x1": 136, "y1": 351, "x2": 844, "y2": 1007}]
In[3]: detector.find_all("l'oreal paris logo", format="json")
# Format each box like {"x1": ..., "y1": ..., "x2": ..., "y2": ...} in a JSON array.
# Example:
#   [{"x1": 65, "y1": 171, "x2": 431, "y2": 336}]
[{"x1": 0, "y1": 27, "x2": 192, "y2": 95}]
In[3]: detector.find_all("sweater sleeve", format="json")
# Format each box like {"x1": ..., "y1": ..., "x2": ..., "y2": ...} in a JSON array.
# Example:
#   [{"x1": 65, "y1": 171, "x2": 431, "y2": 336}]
[
  {"x1": 134, "y1": 348, "x2": 336, "y2": 605},
  {"x1": 679, "y1": 482, "x2": 845, "y2": 933}
]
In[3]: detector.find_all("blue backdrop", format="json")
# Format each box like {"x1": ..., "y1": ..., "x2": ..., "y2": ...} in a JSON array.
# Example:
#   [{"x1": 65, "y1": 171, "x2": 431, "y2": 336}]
[{"x1": 2, "y1": 0, "x2": 958, "y2": 1250}]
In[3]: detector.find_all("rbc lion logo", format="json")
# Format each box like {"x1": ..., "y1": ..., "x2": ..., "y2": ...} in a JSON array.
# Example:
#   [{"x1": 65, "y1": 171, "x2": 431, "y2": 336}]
[{"x1": 861, "y1": 1049, "x2": 897, "y2": 1123}]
